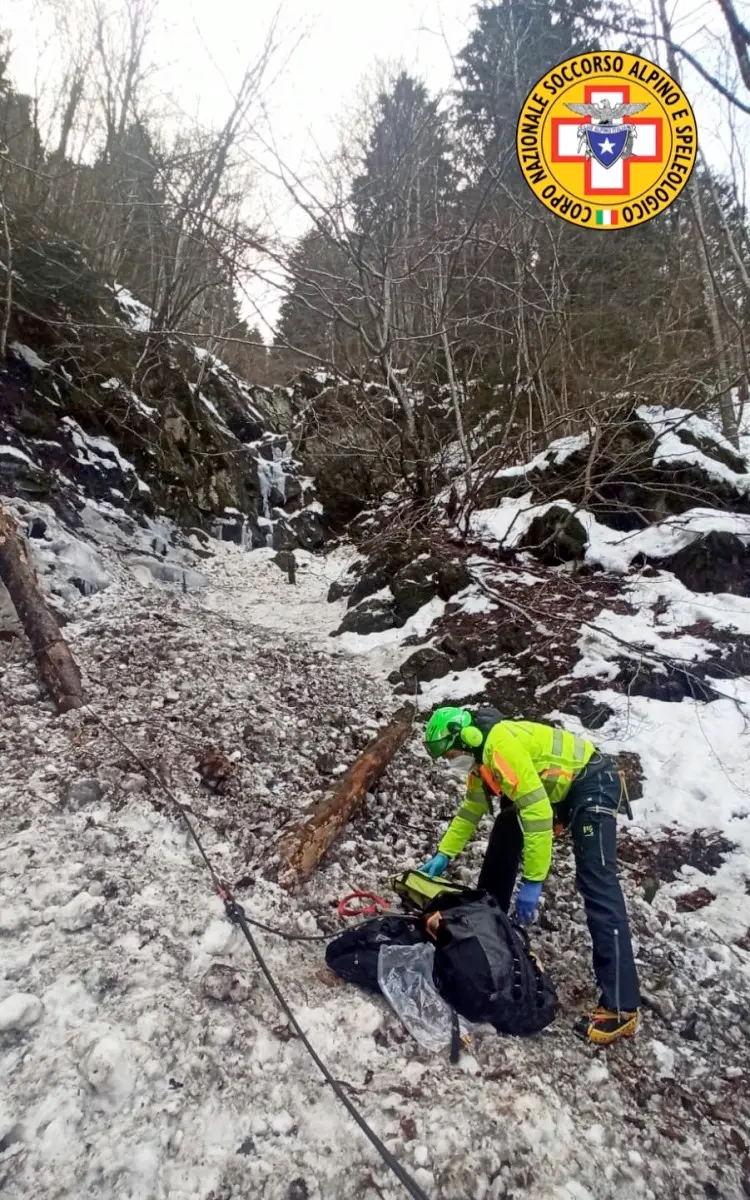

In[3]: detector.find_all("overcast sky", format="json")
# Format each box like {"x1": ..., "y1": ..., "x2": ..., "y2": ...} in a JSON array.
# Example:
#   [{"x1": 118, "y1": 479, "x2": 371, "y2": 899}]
[
  {"x1": 5, "y1": 1, "x2": 475, "y2": 172},
  {"x1": 4, "y1": 0, "x2": 749, "y2": 332}
]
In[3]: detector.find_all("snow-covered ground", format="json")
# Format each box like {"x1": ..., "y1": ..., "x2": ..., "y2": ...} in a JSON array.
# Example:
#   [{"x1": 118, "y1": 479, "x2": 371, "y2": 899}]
[
  {"x1": 2, "y1": 534, "x2": 750, "y2": 1200},
  {"x1": 469, "y1": 494, "x2": 750, "y2": 573},
  {"x1": 200, "y1": 545, "x2": 354, "y2": 645}
]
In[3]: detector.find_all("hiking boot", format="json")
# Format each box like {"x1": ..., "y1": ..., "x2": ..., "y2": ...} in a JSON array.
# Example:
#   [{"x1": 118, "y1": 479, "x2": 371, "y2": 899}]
[{"x1": 575, "y1": 1006, "x2": 639, "y2": 1045}]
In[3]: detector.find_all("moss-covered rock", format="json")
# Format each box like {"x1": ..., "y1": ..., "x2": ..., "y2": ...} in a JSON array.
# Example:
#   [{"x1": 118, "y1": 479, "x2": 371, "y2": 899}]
[
  {"x1": 519, "y1": 506, "x2": 588, "y2": 565},
  {"x1": 656, "y1": 531, "x2": 750, "y2": 597}
]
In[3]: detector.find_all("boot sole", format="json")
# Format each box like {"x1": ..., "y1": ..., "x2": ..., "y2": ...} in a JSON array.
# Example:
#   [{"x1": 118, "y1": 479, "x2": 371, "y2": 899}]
[{"x1": 585, "y1": 1017, "x2": 638, "y2": 1045}]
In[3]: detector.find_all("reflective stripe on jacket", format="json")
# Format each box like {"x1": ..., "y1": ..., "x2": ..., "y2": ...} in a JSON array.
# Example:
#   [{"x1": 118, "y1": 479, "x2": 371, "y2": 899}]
[{"x1": 437, "y1": 721, "x2": 595, "y2": 882}]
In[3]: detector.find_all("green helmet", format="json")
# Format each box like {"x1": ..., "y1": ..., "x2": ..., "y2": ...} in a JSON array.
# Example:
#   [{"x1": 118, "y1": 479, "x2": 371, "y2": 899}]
[{"x1": 424, "y1": 707, "x2": 471, "y2": 759}]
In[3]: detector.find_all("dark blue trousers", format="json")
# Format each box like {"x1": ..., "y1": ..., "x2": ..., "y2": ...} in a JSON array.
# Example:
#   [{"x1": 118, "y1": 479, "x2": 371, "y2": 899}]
[{"x1": 477, "y1": 754, "x2": 641, "y2": 1012}]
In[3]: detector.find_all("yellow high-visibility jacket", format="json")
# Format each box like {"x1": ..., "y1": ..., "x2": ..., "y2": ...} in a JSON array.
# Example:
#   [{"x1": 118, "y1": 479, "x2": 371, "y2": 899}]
[{"x1": 437, "y1": 720, "x2": 595, "y2": 882}]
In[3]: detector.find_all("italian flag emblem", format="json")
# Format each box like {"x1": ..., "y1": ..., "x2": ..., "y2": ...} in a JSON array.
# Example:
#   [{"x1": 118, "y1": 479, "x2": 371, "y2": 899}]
[{"x1": 595, "y1": 209, "x2": 618, "y2": 226}]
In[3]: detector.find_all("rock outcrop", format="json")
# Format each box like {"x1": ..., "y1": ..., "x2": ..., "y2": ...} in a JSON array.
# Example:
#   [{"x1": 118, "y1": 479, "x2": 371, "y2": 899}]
[
  {"x1": 656, "y1": 530, "x2": 750, "y2": 597},
  {"x1": 335, "y1": 536, "x2": 471, "y2": 635},
  {"x1": 519, "y1": 505, "x2": 588, "y2": 564},
  {"x1": 0, "y1": 234, "x2": 325, "y2": 552},
  {"x1": 330, "y1": 406, "x2": 750, "y2": 753},
  {"x1": 473, "y1": 406, "x2": 750, "y2": 530}
]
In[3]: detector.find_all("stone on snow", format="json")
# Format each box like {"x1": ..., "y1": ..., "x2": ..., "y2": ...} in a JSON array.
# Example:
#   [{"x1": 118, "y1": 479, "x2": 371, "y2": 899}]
[{"x1": 0, "y1": 993, "x2": 44, "y2": 1032}]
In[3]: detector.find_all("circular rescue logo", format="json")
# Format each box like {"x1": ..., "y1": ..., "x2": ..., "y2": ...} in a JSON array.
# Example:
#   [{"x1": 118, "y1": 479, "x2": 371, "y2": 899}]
[{"x1": 516, "y1": 52, "x2": 697, "y2": 229}]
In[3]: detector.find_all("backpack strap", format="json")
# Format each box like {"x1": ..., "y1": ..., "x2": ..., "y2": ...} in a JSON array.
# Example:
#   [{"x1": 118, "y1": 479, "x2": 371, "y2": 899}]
[
  {"x1": 449, "y1": 1008, "x2": 461, "y2": 1064},
  {"x1": 512, "y1": 921, "x2": 548, "y2": 1008},
  {"x1": 512, "y1": 953, "x2": 524, "y2": 1002},
  {"x1": 511, "y1": 920, "x2": 530, "y2": 948}
]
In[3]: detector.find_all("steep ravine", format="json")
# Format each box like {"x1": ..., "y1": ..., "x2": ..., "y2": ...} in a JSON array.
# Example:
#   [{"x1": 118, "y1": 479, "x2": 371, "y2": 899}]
[
  {"x1": 2, "y1": 265, "x2": 750, "y2": 1198},
  {"x1": 1, "y1": 529, "x2": 749, "y2": 1200}
]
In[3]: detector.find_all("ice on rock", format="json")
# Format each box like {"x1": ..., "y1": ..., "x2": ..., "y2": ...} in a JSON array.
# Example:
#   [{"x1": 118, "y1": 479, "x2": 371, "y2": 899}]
[
  {"x1": 257, "y1": 445, "x2": 290, "y2": 521},
  {"x1": 0, "y1": 993, "x2": 44, "y2": 1032},
  {"x1": 129, "y1": 558, "x2": 206, "y2": 591},
  {"x1": 0, "y1": 444, "x2": 38, "y2": 465},
  {"x1": 113, "y1": 284, "x2": 153, "y2": 332}
]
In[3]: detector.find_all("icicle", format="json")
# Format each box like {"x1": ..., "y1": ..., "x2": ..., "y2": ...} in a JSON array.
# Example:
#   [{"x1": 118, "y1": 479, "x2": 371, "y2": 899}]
[{"x1": 257, "y1": 459, "x2": 272, "y2": 520}]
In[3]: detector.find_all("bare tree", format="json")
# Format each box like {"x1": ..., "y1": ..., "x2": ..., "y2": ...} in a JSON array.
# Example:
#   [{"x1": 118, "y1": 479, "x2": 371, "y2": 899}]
[
  {"x1": 0, "y1": 0, "x2": 284, "y2": 369},
  {"x1": 0, "y1": 178, "x2": 12, "y2": 361},
  {"x1": 656, "y1": 0, "x2": 740, "y2": 446},
  {"x1": 148, "y1": 34, "x2": 277, "y2": 333},
  {"x1": 715, "y1": 0, "x2": 750, "y2": 92},
  {"x1": 89, "y1": 0, "x2": 157, "y2": 161}
]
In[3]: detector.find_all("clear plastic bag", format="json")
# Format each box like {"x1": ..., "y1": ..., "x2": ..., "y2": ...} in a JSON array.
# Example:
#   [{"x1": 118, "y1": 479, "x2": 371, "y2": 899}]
[{"x1": 377, "y1": 942, "x2": 473, "y2": 1054}]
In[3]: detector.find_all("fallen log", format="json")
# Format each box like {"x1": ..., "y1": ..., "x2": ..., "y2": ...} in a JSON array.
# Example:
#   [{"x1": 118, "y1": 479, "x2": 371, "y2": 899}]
[
  {"x1": 0, "y1": 503, "x2": 84, "y2": 712},
  {"x1": 276, "y1": 703, "x2": 415, "y2": 887}
]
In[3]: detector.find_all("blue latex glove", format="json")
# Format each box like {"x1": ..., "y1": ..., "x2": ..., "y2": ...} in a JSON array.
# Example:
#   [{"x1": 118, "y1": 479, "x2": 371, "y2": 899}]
[
  {"x1": 419, "y1": 852, "x2": 451, "y2": 879},
  {"x1": 514, "y1": 880, "x2": 543, "y2": 925}
]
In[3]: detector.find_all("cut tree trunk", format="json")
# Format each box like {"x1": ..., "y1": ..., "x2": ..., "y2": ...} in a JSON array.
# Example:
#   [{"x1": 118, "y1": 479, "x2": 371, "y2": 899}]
[
  {"x1": 0, "y1": 503, "x2": 85, "y2": 712},
  {"x1": 275, "y1": 703, "x2": 414, "y2": 888}
]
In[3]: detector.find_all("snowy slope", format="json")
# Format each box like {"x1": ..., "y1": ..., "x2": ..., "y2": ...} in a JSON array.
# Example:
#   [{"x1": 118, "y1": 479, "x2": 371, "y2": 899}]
[
  {"x1": 2, "y1": 528, "x2": 750, "y2": 1200},
  {"x1": 451, "y1": 422, "x2": 750, "y2": 947},
  {"x1": 328, "y1": 411, "x2": 750, "y2": 955}
]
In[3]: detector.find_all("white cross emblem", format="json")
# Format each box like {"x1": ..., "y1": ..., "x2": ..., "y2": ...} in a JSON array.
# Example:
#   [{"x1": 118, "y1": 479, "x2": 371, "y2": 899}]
[{"x1": 552, "y1": 86, "x2": 662, "y2": 196}]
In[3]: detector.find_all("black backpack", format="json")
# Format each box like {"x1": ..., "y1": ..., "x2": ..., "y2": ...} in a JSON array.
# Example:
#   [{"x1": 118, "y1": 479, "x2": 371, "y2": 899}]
[
  {"x1": 426, "y1": 889, "x2": 559, "y2": 1037},
  {"x1": 324, "y1": 915, "x2": 424, "y2": 994}
]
